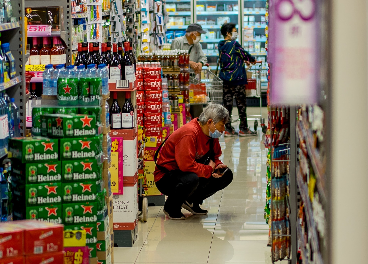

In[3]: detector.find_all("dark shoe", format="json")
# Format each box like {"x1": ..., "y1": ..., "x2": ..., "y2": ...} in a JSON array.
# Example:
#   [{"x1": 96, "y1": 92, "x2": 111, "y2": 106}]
[
  {"x1": 224, "y1": 125, "x2": 236, "y2": 137},
  {"x1": 182, "y1": 201, "x2": 208, "y2": 215},
  {"x1": 163, "y1": 209, "x2": 186, "y2": 220},
  {"x1": 239, "y1": 128, "x2": 257, "y2": 137}
]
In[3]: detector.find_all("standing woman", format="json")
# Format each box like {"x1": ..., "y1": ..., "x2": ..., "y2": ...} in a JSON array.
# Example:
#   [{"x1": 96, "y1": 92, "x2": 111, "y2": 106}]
[{"x1": 218, "y1": 23, "x2": 257, "y2": 136}]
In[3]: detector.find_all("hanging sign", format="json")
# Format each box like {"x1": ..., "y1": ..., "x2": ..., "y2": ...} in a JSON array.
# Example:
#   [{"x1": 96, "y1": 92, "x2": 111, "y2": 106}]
[
  {"x1": 270, "y1": 0, "x2": 319, "y2": 105},
  {"x1": 27, "y1": 25, "x2": 52, "y2": 37}
]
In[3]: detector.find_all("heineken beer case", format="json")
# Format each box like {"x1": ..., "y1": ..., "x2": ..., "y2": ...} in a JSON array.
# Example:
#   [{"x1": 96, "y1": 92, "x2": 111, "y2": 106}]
[
  {"x1": 25, "y1": 183, "x2": 62, "y2": 206},
  {"x1": 12, "y1": 161, "x2": 62, "y2": 184},
  {"x1": 57, "y1": 77, "x2": 79, "y2": 106},
  {"x1": 60, "y1": 136, "x2": 103, "y2": 160},
  {"x1": 26, "y1": 204, "x2": 63, "y2": 224},
  {"x1": 64, "y1": 223, "x2": 98, "y2": 245},
  {"x1": 41, "y1": 114, "x2": 101, "y2": 138},
  {"x1": 9, "y1": 137, "x2": 59, "y2": 163},
  {"x1": 62, "y1": 180, "x2": 103, "y2": 203},
  {"x1": 63, "y1": 202, "x2": 98, "y2": 224},
  {"x1": 87, "y1": 243, "x2": 97, "y2": 258},
  {"x1": 62, "y1": 159, "x2": 102, "y2": 182}
]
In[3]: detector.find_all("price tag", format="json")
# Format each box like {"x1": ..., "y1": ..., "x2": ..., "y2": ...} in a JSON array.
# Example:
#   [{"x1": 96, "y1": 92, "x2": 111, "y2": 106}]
[
  {"x1": 27, "y1": 25, "x2": 52, "y2": 37},
  {"x1": 25, "y1": 65, "x2": 46, "y2": 72},
  {"x1": 145, "y1": 136, "x2": 157, "y2": 148}
]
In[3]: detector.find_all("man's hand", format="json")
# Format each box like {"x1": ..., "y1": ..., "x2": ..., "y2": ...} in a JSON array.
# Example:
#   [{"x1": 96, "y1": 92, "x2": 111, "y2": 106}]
[
  {"x1": 208, "y1": 160, "x2": 216, "y2": 170},
  {"x1": 215, "y1": 163, "x2": 228, "y2": 170},
  {"x1": 195, "y1": 63, "x2": 203, "y2": 73},
  {"x1": 189, "y1": 61, "x2": 198, "y2": 70}
]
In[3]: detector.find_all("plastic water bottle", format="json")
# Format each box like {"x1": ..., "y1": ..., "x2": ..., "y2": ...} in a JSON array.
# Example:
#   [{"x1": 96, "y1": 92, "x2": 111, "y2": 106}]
[
  {"x1": 10, "y1": 98, "x2": 20, "y2": 137},
  {"x1": 43, "y1": 64, "x2": 54, "y2": 95},
  {"x1": 66, "y1": 65, "x2": 76, "y2": 77},
  {"x1": 0, "y1": 168, "x2": 8, "y2": 222},
  {"x1": 86, "y1": 64, "x2": 96, "y2": 77},
  {"x1": 76, "y1": 65, "x2": 85, "y2": 78},
  {"x1": 105, "y1": 101, "x2": 109, "y2": 128},
  {"x1": 52, "y1": 65, "x2": 64, "y2": 95},
  {"x1": 106, "y1": 133, "x2": 111, "y2": 163},
  {"x1": 98, "y1": 64, "x2": 109, "y2": 95}
]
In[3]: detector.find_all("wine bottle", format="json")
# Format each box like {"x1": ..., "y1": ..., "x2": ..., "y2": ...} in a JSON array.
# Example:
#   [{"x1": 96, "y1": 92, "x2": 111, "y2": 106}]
[
  {"x1": 110, "y1": 92, "x2": 121, "y2": 129},
  {"x1": 40, "y1": 37, "x2": 51, "y2": 65},
  {"x1": 109, "y1": 43, "x2": 121, "y2": 80},
  {"x1": 50, "y1": 37, "x2": 61, "y2": 65},
  {"x1": 74, "y1": 43, "x2": 84, "y2": 66},
  {"x1": 123, "y1": 42, "x2": 134, "y2": 81},
  {"x1": 30, "y1": 38, "x2": 40, "y2": 65},
  {"x1": 121, "y1": 91, "x2": 134, "y2": 129}
]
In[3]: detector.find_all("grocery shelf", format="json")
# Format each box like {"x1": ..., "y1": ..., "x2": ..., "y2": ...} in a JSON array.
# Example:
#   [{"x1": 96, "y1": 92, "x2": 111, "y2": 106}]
[
  {"x1": 0, "y1": 148, "x2": 7, "y2": 159},
  {"x1": 244, "y1": 37, "x2": 267, "y2": 42},
  {"x1": 0, "y1": 76, "x2": 22, "y2": 92},
  {"x1": 201, "y1": 38, "x2": 222, "y2": 43},
  {"x1": 297, "y1": 119, "x2": 327, "y2": 203},
  {"x1": 0, "y1": 21, "x2": 20, "y2": 32},
  {"x1": 296, "y1": 222, "x2": 308, "y2": 264},
  {"x1": 243, "y1": 25, "x2": 267, "y2": 29},
  {"x1": 197, "y1": 11, "x2": 238, "y2": 15},
  {"x1": 296, "y1": 169, "x2": 321, "y2": 255},
  {"x1": 166, "y1": 25, "x2": 190, "y2": 30},
  {"x1": 168, "y1": 11, "x2": 191, "y2": 16},
  {"x1": 72, "y1": 13, "x2": 87, "y2": 19},
  {"x1": 102, "y1": 11, "x2": 110, "y2": 16},
  {"x1": 243, "y1": 10, "x2": 267, "y2": 15}
]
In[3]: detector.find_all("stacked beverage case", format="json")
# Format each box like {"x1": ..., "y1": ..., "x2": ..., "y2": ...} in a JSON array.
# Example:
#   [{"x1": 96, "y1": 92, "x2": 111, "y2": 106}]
[{"x1": 10, "y1": 65, "x2": 113, "y2": 264}]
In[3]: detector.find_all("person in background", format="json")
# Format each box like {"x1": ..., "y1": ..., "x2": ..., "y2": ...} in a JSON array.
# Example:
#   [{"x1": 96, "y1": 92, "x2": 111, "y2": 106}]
[
  {"x1": 171, "y1": 23, "x2": 208, "y2": 74},
  {"x1": 154, "y1": 104, "x2": 233, "y2": 220},
  {"x1": 218, "y1": 23, "x2": 257, "y2": 136}
]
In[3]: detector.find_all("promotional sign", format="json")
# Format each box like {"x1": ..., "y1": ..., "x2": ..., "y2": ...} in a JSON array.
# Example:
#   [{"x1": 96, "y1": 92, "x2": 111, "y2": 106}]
[
  {"x1": 270, "y1": 0, "x2": 318, "y2": 105},
  {"x1": 109, "y1": 137, "x2": 123, "y2": 195}
]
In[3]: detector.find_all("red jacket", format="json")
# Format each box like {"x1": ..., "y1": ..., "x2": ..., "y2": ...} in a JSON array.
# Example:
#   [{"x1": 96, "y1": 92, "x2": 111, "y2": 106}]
[{"x1": 154, "y1": 118, "x2": 223, "y2": 182}]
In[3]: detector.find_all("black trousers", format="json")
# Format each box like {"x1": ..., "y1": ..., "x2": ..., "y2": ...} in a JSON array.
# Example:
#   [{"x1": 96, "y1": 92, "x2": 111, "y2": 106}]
[
  {"x1": 155, "y1": 169, "x2": 233, "y2": 214},
  {"x1": 223, "y1": 82, "x2": 248, "y2": 129}
]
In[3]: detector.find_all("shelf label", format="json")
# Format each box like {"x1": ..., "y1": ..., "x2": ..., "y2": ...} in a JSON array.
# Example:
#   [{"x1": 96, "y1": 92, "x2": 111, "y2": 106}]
[
  {"x1": 25, "y1": 65, "x2": 46, "y2": 72},
  {"x1": 27, "y1": 25, "x2": 52, "y2": 37}
]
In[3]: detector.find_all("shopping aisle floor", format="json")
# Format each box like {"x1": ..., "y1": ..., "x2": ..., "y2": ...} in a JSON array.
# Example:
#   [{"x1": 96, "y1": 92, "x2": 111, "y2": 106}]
[{"x1": 114, "y1": 108, "x2": 271, "y2": 264}]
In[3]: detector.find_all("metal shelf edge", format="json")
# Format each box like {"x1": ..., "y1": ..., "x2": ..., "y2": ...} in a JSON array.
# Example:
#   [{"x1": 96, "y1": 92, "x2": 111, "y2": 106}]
[{"x1": 0, "y1": 76, "x2": 22, "y2": 92}]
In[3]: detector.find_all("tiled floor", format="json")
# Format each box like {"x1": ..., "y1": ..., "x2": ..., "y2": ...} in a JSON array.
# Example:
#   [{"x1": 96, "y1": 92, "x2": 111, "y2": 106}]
[{"x1": 114, "y1": 108, "x2": 272, "y2": 264}]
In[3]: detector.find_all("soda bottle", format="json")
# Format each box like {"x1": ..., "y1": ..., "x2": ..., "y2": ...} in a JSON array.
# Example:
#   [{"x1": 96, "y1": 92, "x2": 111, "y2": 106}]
[
  {"x1": 43, "y1": 64, "x2": 54, "y2": 96},
  {"x1": 98, "y1": 64, "x2": 109, "y2": 95},
  {"x1": 121, "y1": 92, "x2": 134, "y2": 129},
  {"x1": 10, "y1": 98, "x2": 20, "y2": 137}
]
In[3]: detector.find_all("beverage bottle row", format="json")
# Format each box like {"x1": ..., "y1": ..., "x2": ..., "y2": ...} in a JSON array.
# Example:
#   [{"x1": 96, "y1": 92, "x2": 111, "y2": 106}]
[
  {"x1": 0, "y1": 42, "x2": 16, "y2": 83},
  {"x1": 110, "y1": 91, "x2": 134, "y2": 129},
  {"x1": 0, "y1": 92, "x2": 20, "y2": 150},
  {"x1": 43, "y1": 63, "x2": 109, "y2": 95},
  {"x1": 74, "y1": 41, "x2": 136, "y2": 81},
  {"x1": 164, "y1": 73, "x2": 190, "y2": 91},
  {"x1": 137, "y1": 50, "x2": 190, "y2": 70},
  {"x1": 29, "y1": 37, "x2": 67, "y2": 65},
  {"x1": 0, "y1": 0, "x2": 14, "y2": 24}
]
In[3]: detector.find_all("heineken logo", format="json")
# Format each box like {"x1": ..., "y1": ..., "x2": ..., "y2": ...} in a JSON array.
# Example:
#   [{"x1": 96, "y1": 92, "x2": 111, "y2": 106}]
[
  {"x1": 34, "y1": 153, "x2": 58, "y2": 160},
  {"x1": 81, "y1": 162, "x2": 92, "y2": 171},
  {"x1": 37, "y1": 174, "x2": 61, "y2": 182},
  {"x1": 82, "y1": 226, "x2": 93, "y2": 235},
  {"x1": 79, "y1": 140, "x2": 91, "y2": 149},
  {"x1": 87, "y1": 237, "x2": 97, "y2": 244},
  {"x1": 72, "y1": 194, "x2": 96, "y2": 201},
  {"x1": 45, "y1": 185, "x2": 58, "y2": 194},
  {"x1": 96, "y1": 243, "x2": 102, "y2": 250},
  {"x1": 46, "y1": 207, "x2": 58, "y2": 216},
  {"x1": 37, "y1": 196, "x2": 61, "y2": 204},
  {"x1": 41, "y1": 142, "x2": 54, "y2": 151},
  {"x1": 45, "y1": 164, "x2": 57, "y2": 173},
  {"x1": 32, "y1": 127, "x2": 41, "y2": 133},
  {"x1": 74, "y1": 215, "x2": 97, "y2": 223},
  {"x1": 80, "y1": 183, "x2": 92, "y2": 192},
  {"x1": 64, "y1": 85, "x2": 72, "y2": 94},
  {"x1": 81, "y1": 205, "x2": 93, "y2": 214},
  {"x1": 39, "y1": 218, "x2": 62, "y2": 224},
  {"x1": 74, "y1": 129, "x2": 95, "y2": 136},
  {"x1": 72, "y1": 151, "x2": 95, "y2": 158},
  {"x1": 56, "y1": 117, "x2": 63, "y2": 127},
  {"x1": 73, "y1": 172, "x2": 97, "y2": 180},
  {"x1": 52, "y1": 127, "x2": 64, "y2": 136}
]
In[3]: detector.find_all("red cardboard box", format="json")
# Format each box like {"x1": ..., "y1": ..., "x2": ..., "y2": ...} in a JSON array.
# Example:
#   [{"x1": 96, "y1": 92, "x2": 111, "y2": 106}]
[
  {"x1": 0, "y1": 256, "x2": 24, "y2": 264},
  {"x1": 145, "y1": 102, "x2": 162, "y2": 113},
  {"x1": 145, "y1": 90, "x2": 162, "y2": 102},
  {"x1": 136, "y1": 79, "x2": 144, "y2": 90},
  {"x1": 136, "y1": 114, "x2": 144, "y2": 126},
  {"x1": 25, "y1": 252, "x2": 64, "y2": 264},
  {"x1": 145, "y1": 126, "x2": 162, "y2": 138},
  {"x1": 144, "y1": 113, "x2": 161, "y2": 126},
  {"x1": 0, "y1": 224, "x2": 24, "y2": 258},
  {"x1": 136, "y1": 91, "x2": 145, "y2": 104},
  {"x1": 136, "y1": 102, "x2": 145, "y2": 115},
  {"x1": 10, "y1": 220, "x2": 63, "y2": 255}
]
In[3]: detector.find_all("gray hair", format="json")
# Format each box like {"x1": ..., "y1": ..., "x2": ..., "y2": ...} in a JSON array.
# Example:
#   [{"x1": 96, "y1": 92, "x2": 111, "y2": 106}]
[{"x1": 198, "y1": 103, "x2": 229, "y2": 125}]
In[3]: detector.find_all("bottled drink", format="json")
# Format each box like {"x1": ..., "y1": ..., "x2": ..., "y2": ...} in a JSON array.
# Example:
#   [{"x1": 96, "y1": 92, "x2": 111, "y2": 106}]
[
  {"x1": 105, "y1": 100, "x2": 110, "y2": 128},
  {"x1": 76, "y1": 64, "x2": 85, "y2": 78},
  {"x1": 98, "y1": 64, "x2": 109, "y2": 95},
  {"x1": 65, "y1": 65, "x2": 76, "y2": 78},
  {"x1": 106, "y1": 133, "x2": 112, "y2": 163},
  {"x1": 58, "y1": 38, "x2": 66, "y2": 65},
  {"x1": 123, "y1": 42, "x2": 134, "y2": 81},
  {"x1": 74, "y1": 43, "x2": 84, "y2": 67},
  {"x1": 94, "y1": 43, "x2": 100, "y2": 64},
  {"x1": 40, "y1": 37, "x2": 51, "y2": 65},
  {"x1": 10, "y1": 98, "x2": 20, "y2": 137},
  {"x1": 0, "y1": 167, "x2": 8, "y2": 221},
  {"x1": 128, "y1": 43, "x2": 136, "y2": 71},
  {"x1": 110, "y1": 92, "x2": 121, "y2": 129},
  {"x1": 30, "y1": 38, "x2": 40, "y2": 65},
  {"x1": 106, "y1": 42, "x2": 112, "y2": 63},
  {"x1": 0, "y1": 42, "x2": 3, "y2": 83},
  {"x1": 118, "y1": 42, "x2": 123, "y2": 61},
  {"x1": 109, "y1": 44, "x2": 121, "y2": 80},
  {"x1": 42, "y1": 64, "x2": 54, "y2": 96},
  {"x1": 0, "y1": 92, "x2": 9, "y2": 148},
  {"x1": 121, "y1": 92, "x2": 134, "y2": 129},
  {"x1": 51, "y1": 37, "x2": 62, "y2": 65},
  {"x1": 51, "y1": 64, "x2": 64, "y2": 95},
  {"x1": 82, "y1": 42, "x2": 89, "y2": 67},
  {"x1": 87, "y1": 43, "x2": 94, "y2": 65},
  {"x1": 1, "y1": 42, "x2": 10, "y2": 82},
  {"x1": 100, "y1": 43, "x2": 109, "y2": 65}
]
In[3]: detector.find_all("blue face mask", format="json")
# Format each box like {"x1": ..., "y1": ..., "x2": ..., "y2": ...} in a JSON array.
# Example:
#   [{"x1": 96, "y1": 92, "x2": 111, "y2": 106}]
[{"x1": 209, "y1": 124, "x2": 223, "y2": 138}]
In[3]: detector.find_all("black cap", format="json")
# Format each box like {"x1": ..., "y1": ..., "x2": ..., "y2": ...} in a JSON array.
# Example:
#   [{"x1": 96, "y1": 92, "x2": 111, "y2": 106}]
[{"x1": 186, "y1": 23, "x2": 206, "y2": 34}]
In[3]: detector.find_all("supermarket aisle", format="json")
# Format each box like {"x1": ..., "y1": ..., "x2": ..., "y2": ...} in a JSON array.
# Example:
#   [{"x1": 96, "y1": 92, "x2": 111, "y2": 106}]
[{"x1": 114, "y1": 108, "x2": 271, "y2": 264}]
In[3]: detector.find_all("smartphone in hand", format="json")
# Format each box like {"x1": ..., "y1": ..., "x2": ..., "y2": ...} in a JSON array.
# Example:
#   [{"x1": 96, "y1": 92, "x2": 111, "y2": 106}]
[{"x1": 214, "y1": 167, "x2": 229, "y2": 176}]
